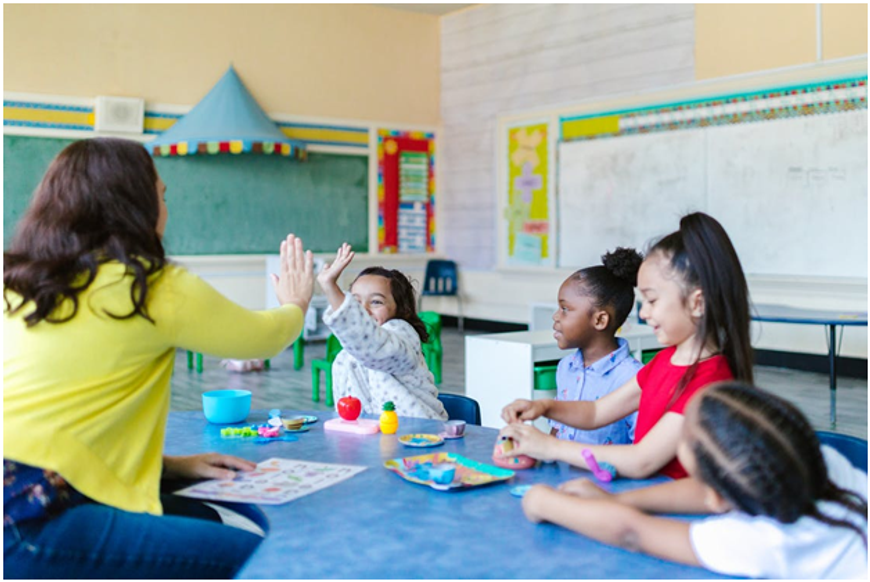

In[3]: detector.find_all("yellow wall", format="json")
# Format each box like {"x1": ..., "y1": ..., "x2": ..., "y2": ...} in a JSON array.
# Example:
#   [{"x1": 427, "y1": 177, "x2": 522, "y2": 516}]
[
  {"x1": 823, "y1": 4, "x2": 869, "y2": 60},
  {"x1": 3, "y1": 4, "x2": 440, "y2": 125},
  {"x1": 695, "y1": 4, "x2": 867, "y2": 81}
]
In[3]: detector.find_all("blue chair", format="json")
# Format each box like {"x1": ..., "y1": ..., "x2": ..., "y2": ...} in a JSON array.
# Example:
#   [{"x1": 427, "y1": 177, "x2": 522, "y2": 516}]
[
  {"x1": 816, "y1": 431, "x2": 867, "y2": 472},
  {"x1": 437, "y1": 393, "x2": 481, "y2": 425},
  {"x1": 418, "y1": 260, "x2": 464, "y2": 332}
]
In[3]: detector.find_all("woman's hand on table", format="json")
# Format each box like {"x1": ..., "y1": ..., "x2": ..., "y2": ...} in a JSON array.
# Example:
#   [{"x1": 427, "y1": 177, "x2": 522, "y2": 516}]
[
  {"x1": 558, "y1": 478, "x2": 612, "y2": 499},
  {"x1": 500, "y1": 398, "x2": 548, "y2": 424},
  {"x1": 498, "y1": 423, "x2": 557, "y2": 461},
  {"x1": 270, "y1": 234, "x2": 315, "y2": 312},
  {"x1": 163, "y1": 453, "x2": 256, "y2": 481}
]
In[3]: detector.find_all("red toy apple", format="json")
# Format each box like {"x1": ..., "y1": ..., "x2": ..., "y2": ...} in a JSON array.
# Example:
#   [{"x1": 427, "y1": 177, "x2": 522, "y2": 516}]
[{"x1": 337, "y1": 396, "x2": 362, "y2": 421}]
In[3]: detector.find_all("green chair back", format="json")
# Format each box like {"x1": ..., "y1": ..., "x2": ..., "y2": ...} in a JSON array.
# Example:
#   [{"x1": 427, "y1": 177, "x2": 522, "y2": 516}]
[
  {"x1": 418, "y1": 311, "x2": 443, "y2": 384},
  {"x1": 312, "y1": 334, "x2": 343, "y2": 407}
]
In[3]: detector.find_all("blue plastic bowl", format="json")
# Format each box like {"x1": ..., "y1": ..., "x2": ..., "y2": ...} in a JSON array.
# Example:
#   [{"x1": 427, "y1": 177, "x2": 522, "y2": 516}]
[{"x1": 202, "y1": 389, "x2": 252, "y2": 424}]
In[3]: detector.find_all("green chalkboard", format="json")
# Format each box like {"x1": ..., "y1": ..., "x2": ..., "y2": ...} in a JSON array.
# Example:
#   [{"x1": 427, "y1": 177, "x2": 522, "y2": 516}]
[{"x1": 4, "y1": 135, "x2": 369, "y2": 254}]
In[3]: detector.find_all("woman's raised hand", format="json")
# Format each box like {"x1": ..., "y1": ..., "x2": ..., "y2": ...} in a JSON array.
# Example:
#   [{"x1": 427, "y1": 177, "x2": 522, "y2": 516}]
[
  {"x1": 317, "y1": 243, "x2": 355, "y2": 291},
  {"x1": 270, "y1": 234, "x2": 315, "y2": 312}
]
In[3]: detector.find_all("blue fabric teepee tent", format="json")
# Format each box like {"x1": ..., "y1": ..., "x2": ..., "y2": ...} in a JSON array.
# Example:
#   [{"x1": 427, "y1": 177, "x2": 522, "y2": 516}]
[{"x1": 148, "y1": 66, "x2": 305, "y2": 159}]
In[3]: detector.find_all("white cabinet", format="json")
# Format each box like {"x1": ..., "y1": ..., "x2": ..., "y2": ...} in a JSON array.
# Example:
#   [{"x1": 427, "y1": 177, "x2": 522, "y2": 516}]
[{"x1": 465, "y1": 326, "x2": 660, "y2": 429}]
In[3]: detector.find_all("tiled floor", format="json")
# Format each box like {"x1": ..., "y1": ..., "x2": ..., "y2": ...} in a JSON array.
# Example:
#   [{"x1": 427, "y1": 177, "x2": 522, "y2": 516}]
[{"x1": 171, "y1": 327, "x2": 868, "y2": 439}]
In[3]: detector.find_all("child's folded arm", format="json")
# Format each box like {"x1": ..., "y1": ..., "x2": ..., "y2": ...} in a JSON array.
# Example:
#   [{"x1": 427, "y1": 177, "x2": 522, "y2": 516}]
[
  {"x1": 323, "y1": 294, "x2": 419, "y2": 375},
  {"x1": 616, "y1": 477, "x2": 713, "y2": 514},
  {"x1": 524, "y1": 487, "x2": 699, "y2": 566}
]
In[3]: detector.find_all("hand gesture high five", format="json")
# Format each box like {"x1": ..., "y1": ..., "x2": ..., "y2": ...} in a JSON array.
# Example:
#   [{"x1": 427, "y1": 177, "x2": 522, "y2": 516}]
[
  {"x1": 270, "y1": 234, "x2": 315, "y2": 313},
  {"x1": 318, "y1": 243, "x2": 355, "y2": 310}
]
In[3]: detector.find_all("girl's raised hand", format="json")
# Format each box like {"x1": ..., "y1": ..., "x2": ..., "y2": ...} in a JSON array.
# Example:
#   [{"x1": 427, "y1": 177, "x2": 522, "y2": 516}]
[
  {"x1": 270, "y1": 234, "x2": 315, "y2": 312},
  {"x1": 558, "y1": 478, "x2": 612, "y2": 499},
  {"x1": 317, "y1": 243, "x2": 355, "y2": 290}
]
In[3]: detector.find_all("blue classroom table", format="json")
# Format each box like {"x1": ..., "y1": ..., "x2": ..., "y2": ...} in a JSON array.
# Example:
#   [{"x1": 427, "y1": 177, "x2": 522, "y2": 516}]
[
  {"x1": 752, "y1": 304, "x2": 868, "y2": 426},
  {"x1": 164, "y1": 410, "x2": 733, "y2": 579}
]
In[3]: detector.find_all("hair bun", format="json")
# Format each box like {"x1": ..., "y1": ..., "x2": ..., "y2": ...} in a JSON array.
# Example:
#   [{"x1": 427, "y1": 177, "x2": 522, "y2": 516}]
[{"x1": 601, "y1": 247, "x2": 643, "y2": 286}]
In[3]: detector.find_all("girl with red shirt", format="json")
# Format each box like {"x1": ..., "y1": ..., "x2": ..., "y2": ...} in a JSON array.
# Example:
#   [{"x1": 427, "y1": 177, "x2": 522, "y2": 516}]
[{"x1": 500, "y1": 212, "x2": 753, "y2": 480}]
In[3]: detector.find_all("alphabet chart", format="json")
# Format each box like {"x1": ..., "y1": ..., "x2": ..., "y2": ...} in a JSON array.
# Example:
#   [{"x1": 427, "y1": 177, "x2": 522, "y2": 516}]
[{"x1": 174, "y1": 458, "x2": 367, "y2": 505}]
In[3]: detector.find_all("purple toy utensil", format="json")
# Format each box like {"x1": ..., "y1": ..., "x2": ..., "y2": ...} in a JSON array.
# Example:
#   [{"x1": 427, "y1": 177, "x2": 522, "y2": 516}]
[{"x1": 582, "y1": 449, "x2": 614, "y2": 483}]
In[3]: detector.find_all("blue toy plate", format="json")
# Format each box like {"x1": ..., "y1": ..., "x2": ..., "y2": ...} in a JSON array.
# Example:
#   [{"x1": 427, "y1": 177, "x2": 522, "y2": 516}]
[
  {"x1": 384, "y1": 452, "x2": 515, "y2": 491},
  {"x1": 398, "y1": 433, "x2": 444, "y2": 448},
  {"x1": 510, "y1": 485, "x2": 533, "y2": 498}
]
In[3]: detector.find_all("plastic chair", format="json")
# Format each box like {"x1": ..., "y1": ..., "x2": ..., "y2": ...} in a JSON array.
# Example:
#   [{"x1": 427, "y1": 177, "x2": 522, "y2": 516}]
[
  {"x1": 816, "y1": 430, "x2": 868, "y2": 472},
  {"x1": 418, "y1": 260, "x2": 464, "y2": 332},
  {"x1": 311, "y1": 334, "x2": 343, "y2": 406},
  {"x1": 292, "y1": 338, "x2": 304, "y2": 371},
  {"x1": 419, "y1": 311, "x2": 443, "y2": 384},
  {"x1": 437, "y1": 393, "x2": 481, "y2": 425}
]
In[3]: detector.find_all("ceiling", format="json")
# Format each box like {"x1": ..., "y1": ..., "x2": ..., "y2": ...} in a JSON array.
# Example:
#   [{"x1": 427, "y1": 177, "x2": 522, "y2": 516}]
[{"x1": 373, "y1": 4, "x2": 476, "y2": 16}]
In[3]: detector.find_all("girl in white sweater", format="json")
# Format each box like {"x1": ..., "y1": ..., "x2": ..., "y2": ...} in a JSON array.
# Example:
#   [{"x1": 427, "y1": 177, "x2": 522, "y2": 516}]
[{"x1": 318, "y1": 243, "x2": 446, "y2": 420}]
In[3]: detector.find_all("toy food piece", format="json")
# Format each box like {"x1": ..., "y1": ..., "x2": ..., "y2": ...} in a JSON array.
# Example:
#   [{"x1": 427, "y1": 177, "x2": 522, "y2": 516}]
[
  {"x1": 337, "y1": 396, "x2": 362, "y2": 421},
  {"x1": 282, "y1": 417, "x2": 306, "y2": 430},
  {"x1": 492, "y1": 437, "x2": 536, "y2": 470},
  {"x1": 379, "y1": 401, "x2": 398, "y2": 434}
]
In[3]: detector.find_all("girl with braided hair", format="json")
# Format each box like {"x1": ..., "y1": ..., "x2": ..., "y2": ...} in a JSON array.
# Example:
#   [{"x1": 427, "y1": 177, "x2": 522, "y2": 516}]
[
  {"x1": 522, "y1": 382, "x2": 867, "y2": 579},
  {"x1": 500, "y1": 212, "x2": 752, "y2": 479}
]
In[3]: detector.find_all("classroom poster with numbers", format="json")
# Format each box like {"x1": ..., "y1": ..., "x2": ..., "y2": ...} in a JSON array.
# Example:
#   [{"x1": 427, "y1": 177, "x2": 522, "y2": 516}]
[
  {"x1": 378, "y1": 130, "x2": 436, "y2": 254},
  {"x1": 506, "y1": 122, "x2": 551, "y2": 266}
]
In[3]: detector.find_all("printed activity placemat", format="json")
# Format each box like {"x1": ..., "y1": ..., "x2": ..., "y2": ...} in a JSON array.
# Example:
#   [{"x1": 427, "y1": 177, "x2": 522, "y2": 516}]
[{"x1": 174, "y1": 458, "x2": 367, "y2": 505}]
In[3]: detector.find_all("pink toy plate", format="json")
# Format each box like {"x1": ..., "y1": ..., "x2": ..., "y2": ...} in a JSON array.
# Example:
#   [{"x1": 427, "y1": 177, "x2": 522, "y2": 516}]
[
  {"x1": 384, "y1": 452, "x2": 515, "y2": 491},
  {"x1": 398, "y1": 433, "x2": 443, "y2": 448},
  {"x1": 323, "y1": 417, "x2": 380, "y2": 434}
]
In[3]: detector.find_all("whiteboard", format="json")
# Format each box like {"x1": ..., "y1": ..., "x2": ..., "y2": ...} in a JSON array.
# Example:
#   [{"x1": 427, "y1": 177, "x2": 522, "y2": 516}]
[
  {"x1": 558, "y1": 129, "x2": 707, "y2": 268},
  {"x1": 557, "y1": 110, "x2": 868, "y2": 278},
  {"x1": 707, "y1": 112, "x2": 867, "y2": 278}
]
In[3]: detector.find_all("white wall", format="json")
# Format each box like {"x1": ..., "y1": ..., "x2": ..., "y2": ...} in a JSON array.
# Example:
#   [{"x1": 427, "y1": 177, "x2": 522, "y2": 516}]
[
  {"x1": 439, "y1": 4, "x2": 696, "y2": 269},
  {"x1": 436, "y1": 3, "x2": 866, "y2": 360}
]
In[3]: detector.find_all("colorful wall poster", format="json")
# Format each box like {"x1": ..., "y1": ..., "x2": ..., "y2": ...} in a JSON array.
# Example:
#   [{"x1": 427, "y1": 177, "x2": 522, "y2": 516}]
[
  {"x1": 506, "y1": 123, "x2": 549, "y2": 265},
  {"x1": 378, "y1": 130, "x2": 436, "y2": 253}
]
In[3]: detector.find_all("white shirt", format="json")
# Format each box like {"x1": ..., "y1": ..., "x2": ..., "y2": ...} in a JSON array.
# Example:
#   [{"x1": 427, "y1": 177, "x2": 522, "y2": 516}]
[
  {"x1": 690, "y1": 446, "x2": 868, "y2": 579},
  {"x1": 323, "y1": 293, "x2": 447, "y2": 420}
]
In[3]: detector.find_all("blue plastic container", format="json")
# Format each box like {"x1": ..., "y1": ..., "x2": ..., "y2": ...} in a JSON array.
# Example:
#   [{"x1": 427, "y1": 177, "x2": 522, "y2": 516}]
[{"x1": 202, "y1": 389, "x2": 252, "y2": 424}]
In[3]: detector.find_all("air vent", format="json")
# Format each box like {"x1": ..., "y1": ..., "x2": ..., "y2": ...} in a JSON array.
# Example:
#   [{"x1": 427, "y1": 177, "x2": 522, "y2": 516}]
[{"x1": 95, "y1": 96, "x2": 144, "y2": 134}]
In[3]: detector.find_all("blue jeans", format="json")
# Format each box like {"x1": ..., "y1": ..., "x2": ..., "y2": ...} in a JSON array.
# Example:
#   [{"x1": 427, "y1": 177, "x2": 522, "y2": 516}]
[{"x1": 4, "y1": 495, "x2": 264, "y2": 579}]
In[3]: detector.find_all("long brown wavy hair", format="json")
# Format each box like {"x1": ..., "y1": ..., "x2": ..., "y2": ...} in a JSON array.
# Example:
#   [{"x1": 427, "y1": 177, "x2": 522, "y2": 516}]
[{"x1": 4, "y1": 138, "x2": 166, "y2": 326}]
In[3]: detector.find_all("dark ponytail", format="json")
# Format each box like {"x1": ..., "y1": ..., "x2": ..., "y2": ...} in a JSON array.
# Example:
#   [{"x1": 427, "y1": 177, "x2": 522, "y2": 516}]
[
  {"x1": 692, "y1": 383, "x2": 867, "y2": 545},
  {"x1": 352, "y1": 266, "x2": 429, "y2": 344},
  {"x1": 648, "y1": 212, "x2": 753, "y2": 400},
  {"x1": 570, "y1": 247, "x2": 643, "y2": 331}
]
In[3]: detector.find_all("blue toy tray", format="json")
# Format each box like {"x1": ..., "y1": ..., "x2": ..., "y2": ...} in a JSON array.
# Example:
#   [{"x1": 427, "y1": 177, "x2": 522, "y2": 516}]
[{"x1": 384, "y1": 452, "x2": 515, "y2": 491}]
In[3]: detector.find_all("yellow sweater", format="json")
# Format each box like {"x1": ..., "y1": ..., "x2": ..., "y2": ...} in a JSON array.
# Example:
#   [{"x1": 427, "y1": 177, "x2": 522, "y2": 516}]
[{"x1": 4, "y1": 262, "x2": 303, "y2": 515}]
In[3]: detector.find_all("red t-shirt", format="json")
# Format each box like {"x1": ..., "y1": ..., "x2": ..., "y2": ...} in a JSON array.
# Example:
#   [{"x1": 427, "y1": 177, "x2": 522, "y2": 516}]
[{"x1": 634, "y1": 346, "x2": 733, "y2": 479}]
